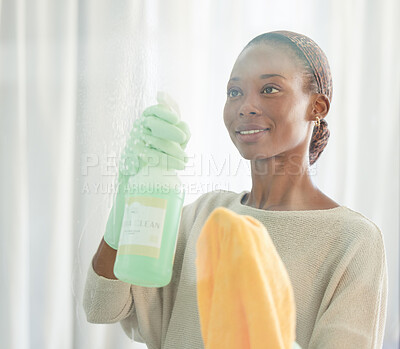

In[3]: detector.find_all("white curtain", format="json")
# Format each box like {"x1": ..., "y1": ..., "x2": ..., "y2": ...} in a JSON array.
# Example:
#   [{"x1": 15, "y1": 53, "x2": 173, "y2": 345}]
[{"x1": 0, "y1": 0, "x2": 398, "y2": 348}]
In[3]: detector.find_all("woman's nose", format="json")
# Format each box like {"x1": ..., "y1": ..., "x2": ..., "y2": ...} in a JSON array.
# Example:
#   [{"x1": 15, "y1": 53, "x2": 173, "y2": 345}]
[{"x1": 238, "y1": 97, "x2": 262, "y2": 117}]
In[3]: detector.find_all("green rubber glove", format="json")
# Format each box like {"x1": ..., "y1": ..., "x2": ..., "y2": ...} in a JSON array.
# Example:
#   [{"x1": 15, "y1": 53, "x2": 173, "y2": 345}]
[
  {"x1": 132, "y1": 91, "x2": 190, "y2": 170},
  {"x1": 103, "y1": 92, "x2": 191, "y2": 249}
]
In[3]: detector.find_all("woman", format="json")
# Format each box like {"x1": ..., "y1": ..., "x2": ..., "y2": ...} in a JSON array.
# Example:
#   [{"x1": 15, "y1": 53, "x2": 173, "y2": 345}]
[{"x1": 83, "y1": 31, "x2": 387, "y2": 348}]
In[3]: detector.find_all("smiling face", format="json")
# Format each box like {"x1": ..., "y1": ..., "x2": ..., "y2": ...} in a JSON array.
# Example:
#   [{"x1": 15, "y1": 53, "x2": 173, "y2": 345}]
[{"x1": 223, "y1": 43, "x2": 315, "y2": 163}]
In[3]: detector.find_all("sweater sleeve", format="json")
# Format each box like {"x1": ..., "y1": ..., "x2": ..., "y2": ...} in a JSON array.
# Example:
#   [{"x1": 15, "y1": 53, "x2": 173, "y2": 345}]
[
  {"x1": 307, "y1": 224, "x2": 388, "y2": 349},
  {"x1": 82, "y1": 200, "x2": 197, "y2": 348},
  {"x1": 82, "y1": 261, "x2": 133, "y2": 324}
]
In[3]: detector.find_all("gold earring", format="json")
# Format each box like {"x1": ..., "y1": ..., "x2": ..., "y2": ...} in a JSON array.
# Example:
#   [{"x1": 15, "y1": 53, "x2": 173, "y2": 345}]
[{"x1": 314, "y1": 116, "x2": 320, "y2": 128}]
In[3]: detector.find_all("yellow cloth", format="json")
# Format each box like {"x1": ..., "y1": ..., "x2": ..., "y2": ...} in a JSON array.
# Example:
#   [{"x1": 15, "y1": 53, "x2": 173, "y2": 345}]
[{"x1": 196, "y1": 207, "x2": 296, "y2": 349}]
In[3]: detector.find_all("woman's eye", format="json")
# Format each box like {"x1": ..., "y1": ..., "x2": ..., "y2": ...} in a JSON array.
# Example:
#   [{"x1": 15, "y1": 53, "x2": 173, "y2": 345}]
[
  {"x1": 227, "y1": 89, "x2": 241, "y2": 98},
  {"x1": 262, "y1": 86, "x2": 279, "y2": 94}
]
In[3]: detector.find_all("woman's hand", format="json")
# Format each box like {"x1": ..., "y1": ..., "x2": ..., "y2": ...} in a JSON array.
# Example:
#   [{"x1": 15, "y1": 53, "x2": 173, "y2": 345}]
[
  {"x1": 119, "y1": 92, "x2": 191, "y2": 177},
  {"x1": 104, "y1": 92, "x2": 191, "y2": 250}
]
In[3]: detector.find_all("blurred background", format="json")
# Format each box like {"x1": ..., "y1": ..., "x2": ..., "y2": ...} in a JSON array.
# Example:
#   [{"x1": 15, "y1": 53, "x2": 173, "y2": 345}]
[{"x1": 0, "y1": 0, "x2": 398, "y2": 348}]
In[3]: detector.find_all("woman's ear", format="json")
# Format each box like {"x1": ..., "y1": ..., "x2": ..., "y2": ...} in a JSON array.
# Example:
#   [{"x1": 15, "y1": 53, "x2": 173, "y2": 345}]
[{"x1": 311, "y1": 94, "x2": 330, "y2": 119}]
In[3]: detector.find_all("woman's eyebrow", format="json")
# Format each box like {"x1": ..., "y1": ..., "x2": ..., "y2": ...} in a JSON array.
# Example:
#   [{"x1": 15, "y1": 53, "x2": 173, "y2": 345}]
[
  {"x1": 228, "y1": 74, "x2": 286, "y2": 83},
  {"x1": 260, "y1": 73, "x2": 286, "y2": 79}
]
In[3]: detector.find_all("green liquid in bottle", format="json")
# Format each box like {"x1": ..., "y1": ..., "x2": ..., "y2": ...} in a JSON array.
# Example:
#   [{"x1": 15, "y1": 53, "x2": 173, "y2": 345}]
[{"x1": 113, "y1": 165, "x2": 185, "y2": 287}]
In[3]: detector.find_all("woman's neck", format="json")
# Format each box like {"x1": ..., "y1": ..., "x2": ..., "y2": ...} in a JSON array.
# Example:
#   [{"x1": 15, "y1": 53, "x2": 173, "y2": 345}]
[{"x1": 245, "y1": 159, "x2": 337, "y2": 210}]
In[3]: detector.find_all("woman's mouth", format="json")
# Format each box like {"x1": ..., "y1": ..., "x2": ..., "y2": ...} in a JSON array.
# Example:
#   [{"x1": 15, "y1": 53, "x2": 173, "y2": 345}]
[{"x1": 235, "y1": 128, "x2": 270, "y2": 142}]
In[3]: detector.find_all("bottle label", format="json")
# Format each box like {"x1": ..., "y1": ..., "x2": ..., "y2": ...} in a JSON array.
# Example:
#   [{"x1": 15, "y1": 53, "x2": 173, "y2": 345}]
[{"x1": 118, "y1": 195, "x2": 167, "y2": 258}]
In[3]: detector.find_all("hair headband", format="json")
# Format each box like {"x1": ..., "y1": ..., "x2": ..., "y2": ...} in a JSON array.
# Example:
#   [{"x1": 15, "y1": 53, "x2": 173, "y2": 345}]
[{"x1": 270, "y1": 30, "x2": 333, "y2": 102}]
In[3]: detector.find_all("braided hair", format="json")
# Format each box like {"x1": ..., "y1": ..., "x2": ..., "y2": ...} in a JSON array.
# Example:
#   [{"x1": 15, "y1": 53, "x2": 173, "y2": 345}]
[{"x1": 243, "y1": 31, "x2": 333, "y2": 166}]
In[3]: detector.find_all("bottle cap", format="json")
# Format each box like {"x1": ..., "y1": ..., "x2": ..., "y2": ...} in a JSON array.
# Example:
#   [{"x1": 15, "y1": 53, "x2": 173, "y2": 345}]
[{"x1": 157, "y1": 91, "x2": 181, "y2": 116}]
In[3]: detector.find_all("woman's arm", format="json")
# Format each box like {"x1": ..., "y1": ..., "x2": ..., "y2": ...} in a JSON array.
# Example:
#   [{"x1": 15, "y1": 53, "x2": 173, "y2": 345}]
[
  {"x1": 92, "y1": 237, "x2": 118, "y2": 279},
  {"x1": 307, "y1": 227, "x2": 388, "y2": 349},
  {"x1": 83, "y1": 237, "x2": 133, "y2": 324}
]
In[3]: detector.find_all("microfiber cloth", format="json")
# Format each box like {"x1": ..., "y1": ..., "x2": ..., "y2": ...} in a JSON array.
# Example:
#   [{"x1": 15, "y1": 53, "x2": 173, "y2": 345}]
[{"x1": 196, "y1": 207, "x2": 298, "y2": 349}]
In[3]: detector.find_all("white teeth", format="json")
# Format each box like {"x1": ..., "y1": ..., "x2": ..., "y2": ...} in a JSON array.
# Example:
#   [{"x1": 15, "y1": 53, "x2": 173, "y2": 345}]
[{"x1": 239, "y1": 129, "x2": 268, "y2": 135}]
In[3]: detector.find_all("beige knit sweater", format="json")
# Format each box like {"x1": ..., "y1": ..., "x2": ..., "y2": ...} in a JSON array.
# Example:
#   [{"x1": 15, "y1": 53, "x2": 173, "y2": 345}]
[{"x1": 83, "y1": 190, "x2": 387, "y2": 349}]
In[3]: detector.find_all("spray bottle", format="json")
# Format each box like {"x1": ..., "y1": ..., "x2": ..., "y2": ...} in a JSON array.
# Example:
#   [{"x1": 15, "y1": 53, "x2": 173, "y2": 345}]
[{"x1": 113, "y1": 93, "x2": 187, "y2": 287}]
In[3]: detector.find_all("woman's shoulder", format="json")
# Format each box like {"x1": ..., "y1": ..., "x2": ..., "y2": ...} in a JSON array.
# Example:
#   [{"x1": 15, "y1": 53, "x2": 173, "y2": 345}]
[
  {"x1": 301, "y1": 190, "x2": 383, "y2": 244},
  {"x1": 319, "y1": 205, "x2": 385, "y2": 257},
  {"x1": 182, "y1": 189, "x2": 240, "y2": 212},
  {"x1": 310, "y1": 192, "x2": 383, "y2": 242},
  {"x1": 337, "y1": 206, "x2": 384, "y2": 242}
]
